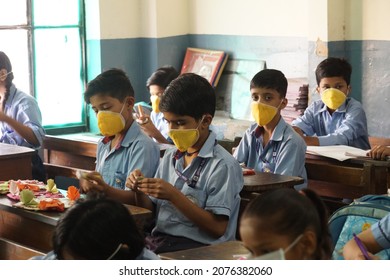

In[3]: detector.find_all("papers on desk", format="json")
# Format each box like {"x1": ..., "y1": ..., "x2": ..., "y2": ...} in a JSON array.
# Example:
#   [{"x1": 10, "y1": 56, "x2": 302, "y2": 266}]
[{"x1": 306, "y1": 145, "x2": 370, "y2": 161}]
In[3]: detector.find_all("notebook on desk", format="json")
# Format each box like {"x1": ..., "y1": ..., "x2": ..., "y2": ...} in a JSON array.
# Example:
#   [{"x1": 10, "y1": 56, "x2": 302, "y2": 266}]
[{"x1": 306, "y1": 145, "x2": 370, "y2": 161}]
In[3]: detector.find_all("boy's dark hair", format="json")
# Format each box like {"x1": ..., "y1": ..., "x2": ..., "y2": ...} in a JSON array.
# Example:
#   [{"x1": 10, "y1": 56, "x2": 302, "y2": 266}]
[
  {"x1": 242, "y1": 188, "x2": 333, "y2": 260},
  {"x1": 160, "y1": 73, "x2": 216, "y2": 119},
  {"x1": 315, "y1": 57, "x2": 352, "y2": 85},
  {"x1": 53, "y1": 196, "x2": 144, "y2": 260},
  {"x1": 0, "y1": 51, "x2": 15, "y2": 93},
  {"x1": 250, "y1": 69, "x2": 288, "y2": 98},
  {"x1": 84, "y1": 68, "x2": 134, "y2": 104},
  {"x1": 146, "y1": 65, "x2": 179, "y2": 90}
]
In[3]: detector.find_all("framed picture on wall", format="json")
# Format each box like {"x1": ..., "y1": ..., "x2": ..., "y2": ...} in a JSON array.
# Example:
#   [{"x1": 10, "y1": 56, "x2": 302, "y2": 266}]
[{"x1": 181, "y1": 47, "x2": 228, "y2": 87}]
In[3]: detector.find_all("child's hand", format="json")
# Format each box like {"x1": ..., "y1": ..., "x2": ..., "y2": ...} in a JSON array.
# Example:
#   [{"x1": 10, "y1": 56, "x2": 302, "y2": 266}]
[
  {"x1": 368, "y1": 145, "x2": 390, "y2": 160},
  {"x1": 78, "y1": 171, "x2": 107, "y2": 193},
  {"x1": 136, "y1": 178, "x2": 179, "y2": 201},
  {"x1": 126, "y1": 169, "x2": 145, "y2": 192}
]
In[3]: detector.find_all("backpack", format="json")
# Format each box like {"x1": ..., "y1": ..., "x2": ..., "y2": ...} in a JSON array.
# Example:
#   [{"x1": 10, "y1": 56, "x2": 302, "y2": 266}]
[{"x1": 328, "y1": 194, "x2": 390, "y2": 260}]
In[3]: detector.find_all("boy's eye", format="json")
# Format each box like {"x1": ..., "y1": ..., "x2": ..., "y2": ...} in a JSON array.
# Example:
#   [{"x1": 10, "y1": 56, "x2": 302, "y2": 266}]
[{"x1": 251, "y1": 95, "x2": 259, "y2": 102}]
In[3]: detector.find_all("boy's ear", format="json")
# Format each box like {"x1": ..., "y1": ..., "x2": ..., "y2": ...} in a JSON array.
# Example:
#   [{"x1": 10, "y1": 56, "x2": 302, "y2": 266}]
[
  {"x1": 280, "y1": 98, "x2": 288, "y2": 110},
  {"x1": 125, "y1": 96, "x2": 135, "y2": 108},
  {"x1": 201, "y1": 114, "x2": 213, "y2": 127},
  {"x1": 346, "y1": 85, "x2": 351, "y2": 95},
  {"x1": 316, "y1": 86, "x2": 320, "y2": 94}
]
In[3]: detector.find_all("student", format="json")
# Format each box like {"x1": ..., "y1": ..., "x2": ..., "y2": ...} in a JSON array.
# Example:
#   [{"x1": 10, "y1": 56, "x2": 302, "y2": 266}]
[
  {"x1": 343, "y1": 213, "x2": 390, "y2": 260},
  {"x1": 233, "y1": 69, "x2": 307, "y2": 189},
  {"x1": 292, "y1": 57, "x2": 370, "y2": 150},
  {"x1": 368, "y1": 145, "x2": 390, "y2": 160},
  {"x1": 81, "y1": 73, "x2": 244, "y2": 254},
  {"x1": 136, "y1": 66, "x2": 179, "y2": 144},
  {"x1": 0, "y1": 51, "x2": 46, "y2": 181},
  {"x1": 31, "y1": 195, "x2": 159, "y2": 260},
  {"x1": 82, "y1": 68, "x2": 160, "y2": 189},
  {"x1": 239, "y1": 188, "x2": 333, "y2": 260}
]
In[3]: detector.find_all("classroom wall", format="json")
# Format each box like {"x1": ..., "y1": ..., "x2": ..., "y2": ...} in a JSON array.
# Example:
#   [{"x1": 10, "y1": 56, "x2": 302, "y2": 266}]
[{"x1": 85, "y1": 0, "x2": 390, "y2": 137}]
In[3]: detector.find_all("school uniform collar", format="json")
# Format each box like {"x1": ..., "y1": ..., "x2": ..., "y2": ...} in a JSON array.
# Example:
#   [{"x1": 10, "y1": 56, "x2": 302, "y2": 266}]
[
  {"x1": 173, "y1": 130, "x2": 217, "y2": 159},
  {"x1": 250, "y1": 118, "x2": 287, "y2": 142},
  {"x1": 101, "y1": 121, "x2": 140, "y2": 149}
]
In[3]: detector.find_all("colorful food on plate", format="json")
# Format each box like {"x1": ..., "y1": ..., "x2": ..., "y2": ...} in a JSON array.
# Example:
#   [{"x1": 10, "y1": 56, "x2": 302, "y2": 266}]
[
  {"x1": 46, "y1": 178, "x2": 59, "y2": 193},
  {"x1": 0, "y1": 181, "x2": 8, "y2": 194},
  {"x1": 38, "y1": 198, "x2": 65, "y2": 212},
  {"x1": 19, "y1": 189, "x2": 38, "y2": 207},
  {"x1": 67, "y1": 185, "x2": 80, "y2": 201}
]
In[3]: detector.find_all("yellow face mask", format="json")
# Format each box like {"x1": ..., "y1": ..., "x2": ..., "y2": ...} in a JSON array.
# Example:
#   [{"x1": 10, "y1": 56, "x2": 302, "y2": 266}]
[
  {"x1": 168, "y1": 117, "x2": 204, "y2": 152},
  {"x1": 150, "y1": 95, "x2": 161, "y2": 113},
  {"x1": 97, "y1": 103, "x2": 126, "y2": 136},
  {"x1": 251, "y1": 101, "x2": 280, "y2": 127},
  {"x1": 321, "y1": 88, "x2": 347, "y2": 110}
]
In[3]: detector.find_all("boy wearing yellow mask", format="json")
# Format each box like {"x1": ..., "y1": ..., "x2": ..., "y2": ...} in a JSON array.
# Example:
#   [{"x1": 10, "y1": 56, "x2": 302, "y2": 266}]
[
  {"x1": 80, "y1": 68, "x2": 160, "y2": 190},
  {"x1": 292, "y1": 57, "x2": 370, "y2": 149},
  {"x1": 233, "y1": 69, "x2": 307, "y2": 190},
  {"x1": 136, "y1": 66, "x2": 179, "y2": 144},
  {"x1": 93, "y1": 73, "x2": 243, "y2": 254}
]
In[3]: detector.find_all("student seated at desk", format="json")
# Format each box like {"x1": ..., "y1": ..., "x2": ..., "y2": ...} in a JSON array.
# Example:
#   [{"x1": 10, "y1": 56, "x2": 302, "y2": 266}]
[
  {"x1": 239, "y1": 188, "x2": 333, "y2": 260},
  {"x1": 82, "y1": 68, "x2": 160, "y2": 189},
  {"x1": 343, "y1": 213, "x2": 390, "y2": 260},
  {"x1": 81, "y1": 73, "x2": 243, "y2": 254},
  {"x1": 31, "y1": 195, "x2": 159, "y2": 260},
  {"x1": 233, "y1": 69, "x2": 307, "y2": 190},
  {"x1": 136, "y1": 66, "x2": 179, "y2": 144},
  {"x1": 292, "y1": 57, "x2": 370, "y2": 150},
  {"x1": 0, "y1": 51, "x2": 46, "y2": 181}
]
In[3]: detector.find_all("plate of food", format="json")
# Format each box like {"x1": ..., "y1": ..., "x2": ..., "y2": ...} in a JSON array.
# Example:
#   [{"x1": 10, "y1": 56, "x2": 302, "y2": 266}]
[{"x1": 13, "y1": 197, "x2": 73, "y2": 212}]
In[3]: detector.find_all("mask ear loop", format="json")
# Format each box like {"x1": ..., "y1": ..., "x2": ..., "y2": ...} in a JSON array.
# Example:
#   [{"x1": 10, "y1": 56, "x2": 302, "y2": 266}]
[
  {"x1": 0, "y1": 71, "x2": 12, "y2": 80},
  {"x1": 284, "y1": 234, "x2": 303, "y2": 254},
  {"x1": 106, "y1": 243, "x2": 123, "y2": 260}
]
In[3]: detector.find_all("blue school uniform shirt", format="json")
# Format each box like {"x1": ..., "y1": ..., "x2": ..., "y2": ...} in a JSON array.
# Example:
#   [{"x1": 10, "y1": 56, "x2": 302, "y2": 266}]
[
  {"x1": 150, "y1": 111, "x2": 169, "y2": 141},
  {"x1": 0, "y1": 84, "x2": 45, "y2": 149},
  {"x1": 233, "y1": 117, "x2": 307, "y2": 190},
  {"x1": 96, "y1": 121, "x2": 160, "y2": 189},
  {"x1": 150, "y1": 131, "x2": 243, "y2": 245},
  {"x1": 291, "y1": 97, "x2": 370, "y2": 150},
  {"x1": 371, "y1": 213, "x2": 390, "y2": 250}
]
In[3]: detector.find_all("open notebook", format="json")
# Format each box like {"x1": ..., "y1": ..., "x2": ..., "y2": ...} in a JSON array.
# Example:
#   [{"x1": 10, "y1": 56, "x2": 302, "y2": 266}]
[{"x1": 306, "y1": 145, "x2": 370, "y2": 161}]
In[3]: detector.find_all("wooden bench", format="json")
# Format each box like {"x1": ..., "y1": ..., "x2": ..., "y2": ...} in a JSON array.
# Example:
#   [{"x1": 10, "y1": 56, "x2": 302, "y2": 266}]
[{"x1": 0, "y1": 238, "x2": 45, "y2": 260}]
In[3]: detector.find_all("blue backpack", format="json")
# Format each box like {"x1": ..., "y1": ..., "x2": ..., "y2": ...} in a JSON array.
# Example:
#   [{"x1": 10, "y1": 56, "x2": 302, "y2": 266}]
[{"x1": 328, "y1": 194, "x2": 390, "y2": 260}]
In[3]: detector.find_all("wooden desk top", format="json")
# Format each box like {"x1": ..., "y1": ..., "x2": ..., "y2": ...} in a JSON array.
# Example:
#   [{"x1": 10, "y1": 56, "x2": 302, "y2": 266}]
[
  {"x1": 243, "y1": 172, "x2": 304, "y2": 192},
  {"x1": 159, "y1": 241, "x2": 249, "y2": 260},
  {"x1": 0, "y1": 195, "x2": 152, "y2": 226},
  {"x1": 306, "y1": 153, "x2": 390, "y2": 167},
  {"x1": 0, "y1": 143, "x2": 35, "y2": 158}
]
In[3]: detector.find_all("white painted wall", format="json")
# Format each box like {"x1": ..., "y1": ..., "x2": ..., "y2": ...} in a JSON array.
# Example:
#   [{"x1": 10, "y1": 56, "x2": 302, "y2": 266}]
[
  {"x1": 91, "y1": 0, "x2": 390, "y2": 41},
  {"x1": 345, "y1": 0, "x2": 390, "y2": 40},
  {"x1": 188, "y1": 0, "x2": 308, "y2": 37}
]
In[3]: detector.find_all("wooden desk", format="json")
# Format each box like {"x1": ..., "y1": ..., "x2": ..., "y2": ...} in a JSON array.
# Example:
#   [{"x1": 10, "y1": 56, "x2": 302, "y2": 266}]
[
  {"x1": 43, "y1": 134, "x2": 98, "y2": 170},
  {"x1": 305, "y1": 154, "x2": 389, "y2": 199},
  {"x1": 159, "y1": 241, "x2": 249, "y2": 260},
  {"x1": 0, "y1": 143, "x2": 35, "y2": 181},
  {"x1": 0, "y1": 195, "x2": 152, "y2": 253},
  {"x1": 241, "y1": 172, "x2": 304, "y2": 207},
  {"x1": 43, "y1": 133, "x2": 168, "y2": 173}
]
